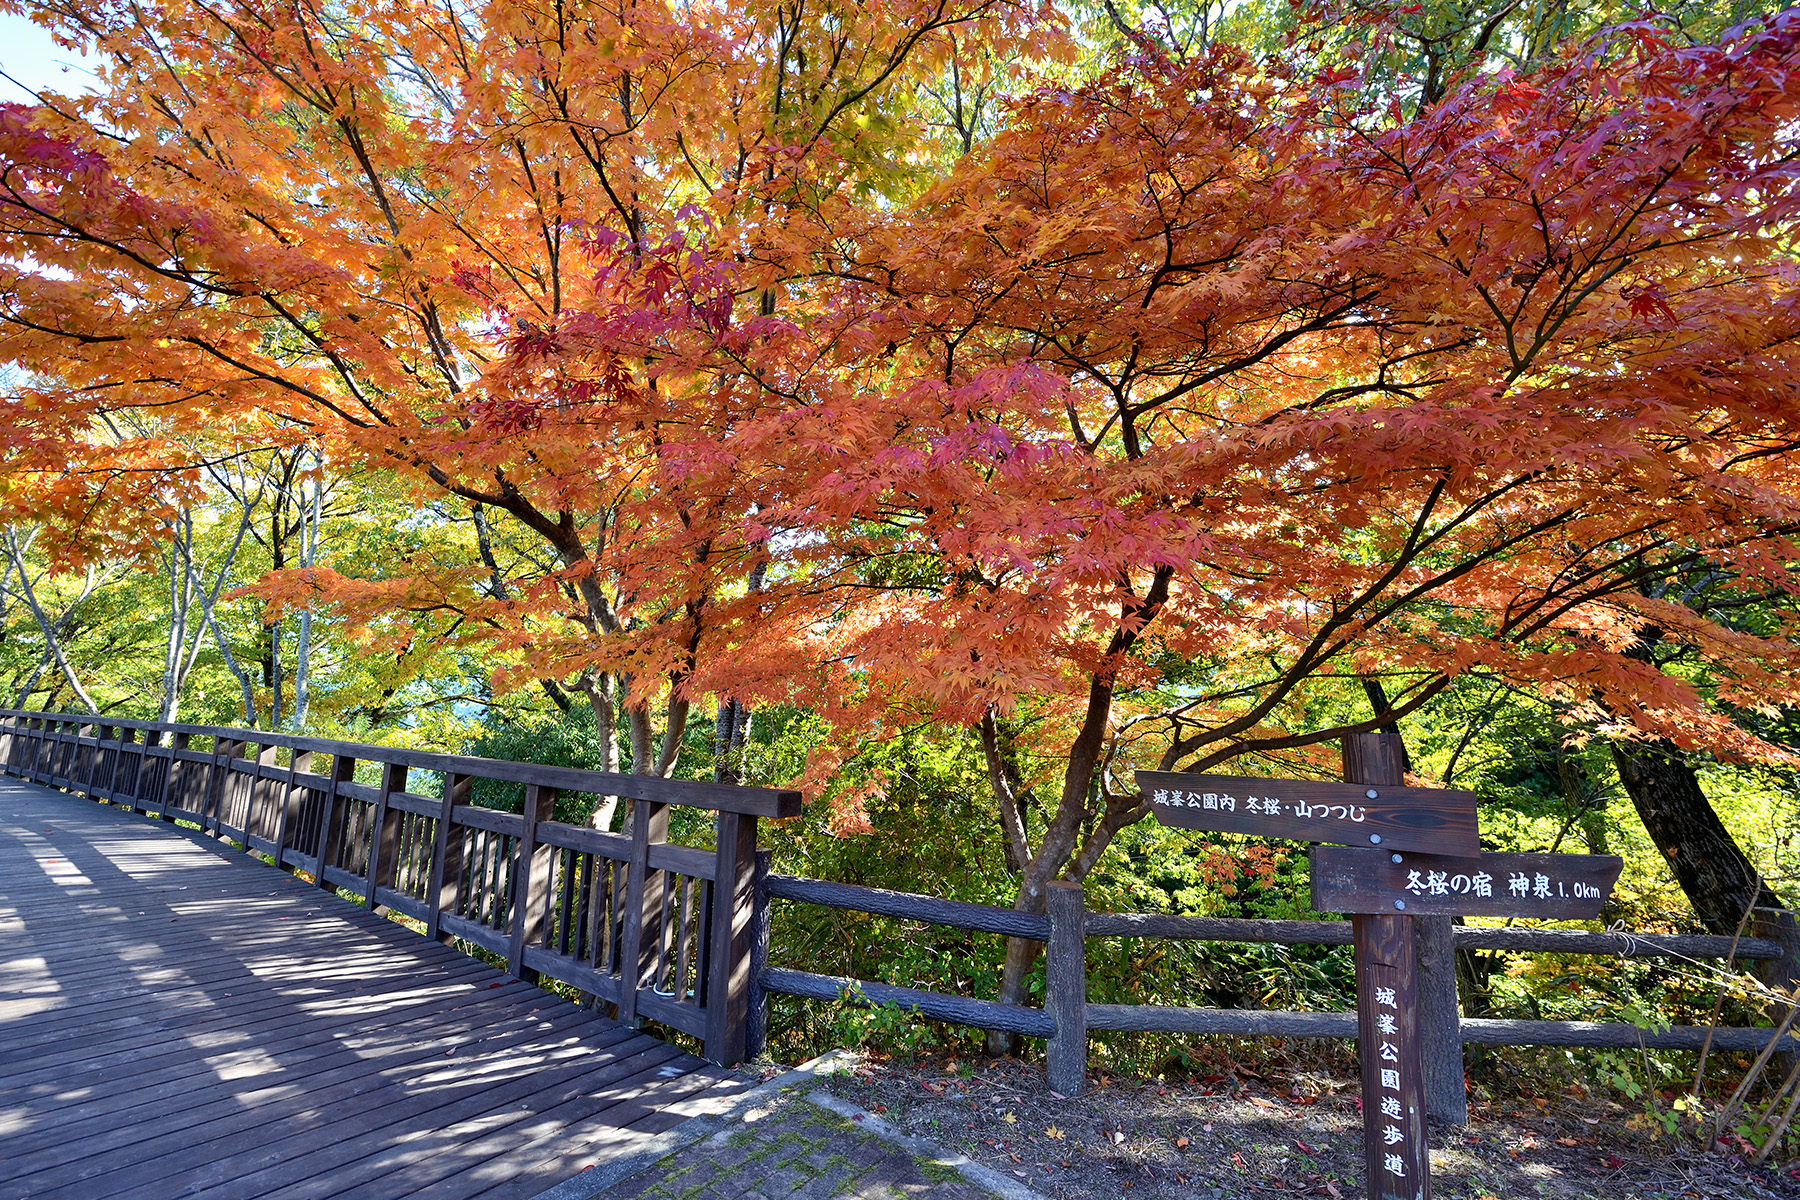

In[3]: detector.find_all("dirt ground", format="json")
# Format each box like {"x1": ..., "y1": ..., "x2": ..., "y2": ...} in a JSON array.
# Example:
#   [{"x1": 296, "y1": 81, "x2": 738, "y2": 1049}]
[{"x1": 817, "y1": 1052, "x2": 1800, "y2": 1200}]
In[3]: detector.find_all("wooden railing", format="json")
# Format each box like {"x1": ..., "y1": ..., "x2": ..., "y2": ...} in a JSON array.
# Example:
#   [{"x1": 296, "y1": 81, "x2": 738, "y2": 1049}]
[
  {"x1": 752, "y1": 873, "x2": 1800, "y2": 1099},
  {"x1": 10, "y1": 706, "x2": 1798, "y2": 1099},
  {"x1": 0, "y1": 708, "x2": 800, "y2": 1065}
]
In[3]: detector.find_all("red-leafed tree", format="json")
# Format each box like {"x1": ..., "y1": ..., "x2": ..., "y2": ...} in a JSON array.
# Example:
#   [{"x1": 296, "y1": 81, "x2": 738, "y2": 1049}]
[
  {"x1": 0, "y1": 0, "x2": 1063, "y2": 784},
  {"x1": 699, "y1": 18, "x2": 1800, "y2": 1024}
]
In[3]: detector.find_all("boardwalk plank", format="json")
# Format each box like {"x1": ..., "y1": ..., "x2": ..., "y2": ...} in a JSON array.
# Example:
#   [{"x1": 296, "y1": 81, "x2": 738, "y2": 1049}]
[
  {"x1": 0, "y1": 989, "x2": 603, "y2": 1176},
  {"x1": 0, "y1": 961, "x2": 510, "y2": 1076},
  {"x1": 0, "y1": 777, "x2": 744, "y2": 1200}
]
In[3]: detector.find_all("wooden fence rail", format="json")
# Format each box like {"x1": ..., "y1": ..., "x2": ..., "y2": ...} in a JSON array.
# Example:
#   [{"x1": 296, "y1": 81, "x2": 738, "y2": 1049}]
[
  {"x1": 753, "y1": 870, "x2": 1800, "y2": 1099},
  {"x1": 0, "y1": 708, "x2": 800, "y2": 1065}
]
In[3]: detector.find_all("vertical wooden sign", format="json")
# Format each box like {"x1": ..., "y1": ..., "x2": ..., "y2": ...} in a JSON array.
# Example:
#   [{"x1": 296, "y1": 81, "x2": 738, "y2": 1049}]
[
  {"x1": 1344, "y1": 732, "x2": 1431, "y2": 1200},
  {"x1": 1354, "y1": 913, "x2": 1431, "y2": 1200}
]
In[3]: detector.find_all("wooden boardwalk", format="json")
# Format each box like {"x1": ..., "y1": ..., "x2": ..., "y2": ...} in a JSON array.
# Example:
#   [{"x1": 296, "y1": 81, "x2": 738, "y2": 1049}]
[{"x1": 0, "y1": 777, "x2": 750, "y2": 1200}]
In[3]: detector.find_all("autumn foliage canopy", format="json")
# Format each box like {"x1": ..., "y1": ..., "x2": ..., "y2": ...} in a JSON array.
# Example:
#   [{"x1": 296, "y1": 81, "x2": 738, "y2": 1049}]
[{"x1": 2, "y1": 0, "x2": 1800, "y2": 924}]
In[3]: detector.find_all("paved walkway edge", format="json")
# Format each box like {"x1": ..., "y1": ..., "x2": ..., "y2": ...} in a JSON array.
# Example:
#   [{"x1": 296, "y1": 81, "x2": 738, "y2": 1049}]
[
  {"x1": 531, "y1": 1049, "x2": 1055, "y2": 1200},
  {"x1": 803, "y1": 1082, "x2": 1053, "y2": 1200}
]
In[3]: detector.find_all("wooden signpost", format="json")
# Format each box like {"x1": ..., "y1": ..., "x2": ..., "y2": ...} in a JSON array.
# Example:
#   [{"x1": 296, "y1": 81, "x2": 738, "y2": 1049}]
[
  {"x1": 1354, "y1": 911, "x2": 1430, "y2": 1200},
  {"x1": 1141, "y1": 736, "x2": 1622, "y2": 1200}
]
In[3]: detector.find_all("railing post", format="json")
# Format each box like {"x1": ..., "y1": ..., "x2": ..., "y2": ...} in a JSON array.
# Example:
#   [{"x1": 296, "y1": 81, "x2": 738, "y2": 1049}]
[
  {"x1": 365, "y1": 761, "x2": 407, "y2": 910},
  {"x1": 51, "y1": 719, "x2": 73, "y2": 786},
  {"x1": 135, "y1": 728, "x2": 164, "y2": 813},
  {"x1": 427, "y1": 772, "x2": 471, "y2": 943},
  {"x1": 271, "y1": 750, "x2": 310, "y2": 871},
  {"x1": 616, "y1": 799, "x2": 670, "y2": 1027},
  {"x1": 31, "y1": 715, "x2": 47, "y2": 779},
  {"x1": 1046, "y1": 880, "x2": 1088, "y2": 1096},
  {"x1": 162, "y1": 731, "x2": 189, "y2": 820},
  {"x1": 507, "y1": 783, "x2": 558, "y2": 980},
  {"x1": 109, "y1": 726, "x2": 134, "y2": 809},
  {"x1": 205, "y1": 737, "x2": 236, "y2": 835},
  {"x1": 74, "y1": 722, "x2": 95, "y2": 796},
  {"x1": 314, "y1": 753, "x2": 357, "y2": 891},
  {"x1": 252, "y1": 742, "x2": 280, "y2": 846},
  {"x1": 745, "y1": 847, "x2": 774, "y2": 1061},
  {"x1": 704, "y1": 810, "x2": 759, "y2": 1064}
]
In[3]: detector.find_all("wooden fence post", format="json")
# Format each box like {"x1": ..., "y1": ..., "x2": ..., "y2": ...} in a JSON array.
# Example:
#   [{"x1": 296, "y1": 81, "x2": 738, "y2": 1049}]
[
  {"x1": 271, "y1": 750, "x2": 310, "y2": 871},
  {"x1": 139, "y1": 728, "x2": 166, "y2": 813},
  {"x1": 205, "y1": 737, "x2": 237, "y2": 836},
  {"x1": 163, "y1": 731, "x2": 189, "y2": 819},
  {"x1": 1416, "y1": 915, "x2": 1467, "y2": 1126},
  {"x1": 616, "y1": 799, "x2": 671, "y2": 1027},
  {"x1": 251, "y1": 742, "x2": 280, "y2": 846},
  {"x1": 1753, "y1": 908, "x2": 1800, "y2": 995},
  {"x1": 1046, "y1": 880, "x2": 1089, "y2": 1097},
  {"x1": 123, "y1": 728, "x2": 146, "y2": 811},
  {"x1": 314, "y1": 753, "x2": 357, "y2": 891},
  {"x1": 746, "y1": 848, "x2": 774, "y2": 1061},
  {"x1": 366, "y1": 761, "x2": 408, "y2": 910},
  {"x1": 703, "y1": 810, "x2": 760, "y2": 1065},
  {"x1": 75, "y1": 722, "x2": 96, "y2": 796},
  {"x1": 507, "y1": 783, "x2": 558, "y2": 980},
  {"x1": 1754, "y1": 907, "x2": 1800, "y2": 1072},
  {"x1": 428, "y1": 772, "x2": 471, "y2": 944},
  {"x1": 85, "y1": 724, "x2": 108, "y2": 800}
]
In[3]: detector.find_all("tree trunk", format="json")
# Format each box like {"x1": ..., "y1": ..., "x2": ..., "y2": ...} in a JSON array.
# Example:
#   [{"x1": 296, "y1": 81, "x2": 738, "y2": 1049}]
[{"x1": 1611, "y1": 741, "x2": 1785, "y2": 935}]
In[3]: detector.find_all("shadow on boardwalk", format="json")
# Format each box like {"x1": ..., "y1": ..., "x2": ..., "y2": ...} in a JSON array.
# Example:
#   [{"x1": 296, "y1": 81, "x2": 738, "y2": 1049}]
[{"x1": 0, "y1": 777, "x2": 749, "y2": 1200}]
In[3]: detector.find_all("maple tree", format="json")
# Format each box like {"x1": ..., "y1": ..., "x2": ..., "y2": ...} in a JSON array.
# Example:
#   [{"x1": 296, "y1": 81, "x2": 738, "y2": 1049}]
[
  {"x1": 0, "y1": 0, "x2": 1065, "y2": 781},
  {"x1": 699, "y1": 17, "x2": 1800, "y2": 1023}
]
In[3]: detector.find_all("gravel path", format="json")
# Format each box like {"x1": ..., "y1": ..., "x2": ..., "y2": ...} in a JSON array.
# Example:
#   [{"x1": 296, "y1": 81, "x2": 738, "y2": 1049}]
[{"x1": 816, "y1": 1053, "x2": 1800, "y2": 1200}]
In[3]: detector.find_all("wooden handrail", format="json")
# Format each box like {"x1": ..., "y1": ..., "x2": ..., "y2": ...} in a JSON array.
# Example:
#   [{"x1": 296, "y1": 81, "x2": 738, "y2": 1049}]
[
  {"x1": 0, "y1": 708, "x2": 802, "y2": 817},
  {"x1": 0, "y1": 708, "x2": 786, "y2": 1065}
]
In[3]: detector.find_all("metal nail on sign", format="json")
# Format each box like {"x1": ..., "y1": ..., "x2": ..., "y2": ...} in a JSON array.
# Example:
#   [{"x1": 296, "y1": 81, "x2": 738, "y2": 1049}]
[
  {"x1": 1310, "y1": 848, "x2": 1624, "y2": 919},
  {"x1": 1137, "y1": 771, "x2": 1479, "y2": 857}
]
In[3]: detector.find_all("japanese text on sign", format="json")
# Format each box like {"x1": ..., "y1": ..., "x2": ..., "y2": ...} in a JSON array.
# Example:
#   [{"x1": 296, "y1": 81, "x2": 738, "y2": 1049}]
[
  {"x1": 1374, "y1": 985, "x2": 1407, "y2": 1178},
  {"x1": 1151, "y1": 788, "x2": 1367, "y2": 824}
]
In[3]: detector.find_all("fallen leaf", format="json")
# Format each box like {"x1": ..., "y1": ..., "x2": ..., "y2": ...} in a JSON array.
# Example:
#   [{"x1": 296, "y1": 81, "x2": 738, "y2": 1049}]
[
  {"x1": 1203, "y1": 1123, "x2": 1214, "y2": 1133},
  {"x1": 1175, "y1": 1137, "x2": 1190, "y2": 1149},
  {"x1": 1555, "y1": 1137, "x2": 1578, "y2": 1147},
  {"x1": 1045, "y1": 1127, "x2": 1066, "y2": 1140},
  {"x1": 1002, "y1": 1111, "x2": 1016, "y2": 1124}
]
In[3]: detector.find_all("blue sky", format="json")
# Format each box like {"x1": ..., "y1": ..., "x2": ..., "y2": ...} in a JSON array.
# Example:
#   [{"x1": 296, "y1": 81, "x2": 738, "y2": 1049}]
[{"x1": 0, "y1": 13, "x2": 103, "y2": 102}]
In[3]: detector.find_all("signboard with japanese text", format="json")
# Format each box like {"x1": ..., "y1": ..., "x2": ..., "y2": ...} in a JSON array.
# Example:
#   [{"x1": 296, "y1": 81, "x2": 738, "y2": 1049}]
[
  {"x1": 1310, "y1": 848, "x2": 1623, "y2": 919},
  {"x1": 1138, "y1": 771, "x2": 1479, "y2": 857},
  {"x1": 1354, "y1": 914, "x2": 1430, "y2": 1200}
]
